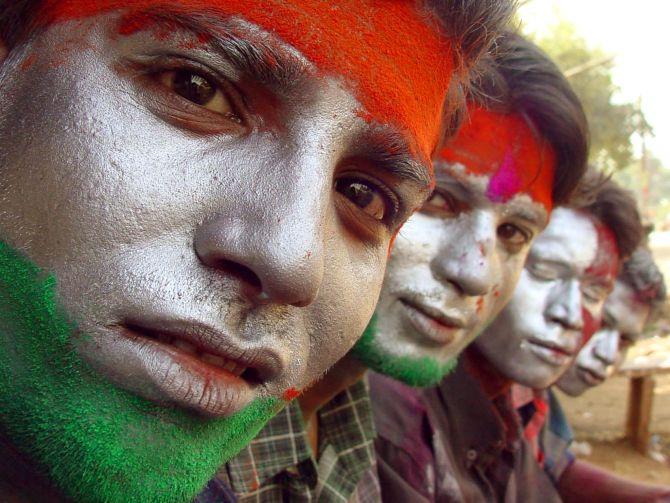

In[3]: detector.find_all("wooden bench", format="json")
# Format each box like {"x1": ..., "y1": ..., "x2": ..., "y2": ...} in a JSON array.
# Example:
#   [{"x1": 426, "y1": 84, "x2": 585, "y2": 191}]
[{"x1": 617, "y1": 360, "x2": 670, "y2": 454}]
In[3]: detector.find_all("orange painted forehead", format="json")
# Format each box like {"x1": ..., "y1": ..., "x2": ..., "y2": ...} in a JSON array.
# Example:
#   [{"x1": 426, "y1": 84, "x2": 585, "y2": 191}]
[
  {"x1": 438, "y1": 106, "x2": 556, "y2": 212},
  {"x1": 37, "y1": 0, "x2": 454, "y2": 167}
]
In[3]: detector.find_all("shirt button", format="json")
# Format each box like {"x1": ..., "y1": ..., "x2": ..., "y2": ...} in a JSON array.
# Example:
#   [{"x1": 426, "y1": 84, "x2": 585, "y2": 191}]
[{"x1": 467, "y1": 449, "x2": 478, "y2": 461}]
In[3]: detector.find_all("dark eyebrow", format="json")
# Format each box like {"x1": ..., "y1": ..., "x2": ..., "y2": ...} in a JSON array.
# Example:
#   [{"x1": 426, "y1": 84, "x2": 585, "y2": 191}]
[
  {"x1": 129, "y1": 9, "x2": 312, "y2": 90},
  {"x1": 434, "y1": 166, "x2": 548, "y2": 227},
  {"x1": 360, "y1": 128, "x2": 432, "y2": 188},
  {"x1": 508, "y1": 207, "x2": 548, "y2": 229}
]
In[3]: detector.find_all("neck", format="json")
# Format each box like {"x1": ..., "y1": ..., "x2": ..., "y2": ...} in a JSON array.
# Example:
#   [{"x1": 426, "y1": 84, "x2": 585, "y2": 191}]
[
  {"x1": 464, "y1": 346, "x2": 511, "y2": 399},
  {"x1": 298, "y1": 353, "x2": 368, "y2": 422},
  {"x1": 0, "y1": 432, "x2": 67, "y2": 502},
  {"x1": 298, "y1": 353, "x2": 367, "y2": 456}
]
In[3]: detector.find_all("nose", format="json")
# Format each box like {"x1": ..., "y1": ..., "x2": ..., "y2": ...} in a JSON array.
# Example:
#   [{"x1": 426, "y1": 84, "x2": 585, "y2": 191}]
[
  {"x1": 594, "y1": 329, "x2": 619, "y2": 366},
  {"x1": 430, "y1": 211, "x2": 496, "y2": 297},
  {"x1": 545, "y1": 279, "x2": 584, "y2": 331},
  {"x1": 194, "y1": 170, "x2": 326, "y2": 308}
]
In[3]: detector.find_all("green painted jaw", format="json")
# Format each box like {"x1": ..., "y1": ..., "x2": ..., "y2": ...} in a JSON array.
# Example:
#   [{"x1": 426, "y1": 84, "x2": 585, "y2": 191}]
[
  {"x1": 351, "y1": 314, "x2": 457, "y2": 387},
  {"x1": 0, "y1": 240, "x2": 283, "y2": 503}
]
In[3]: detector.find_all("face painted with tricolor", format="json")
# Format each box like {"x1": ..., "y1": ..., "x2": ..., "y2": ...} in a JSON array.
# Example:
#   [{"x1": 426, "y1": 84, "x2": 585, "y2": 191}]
[
  {"x1": 557, "y1": 279, "x2": 650, "y2": 396},
  {"x1": 0, "y1": 2, "x2": 453, "y2": 501},
  {"x1": 353, "y1": 107, "x2": 555, "y2": 386},
  {"x1": 475, "y1": 207, "x2": 620, "y2": 389}
]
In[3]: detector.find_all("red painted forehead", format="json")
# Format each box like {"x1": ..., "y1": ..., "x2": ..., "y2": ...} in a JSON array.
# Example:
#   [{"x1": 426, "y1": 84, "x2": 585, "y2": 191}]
[
  {"x1": 580, "y1": 215, "x2": 620, "y2": 344},
  {"x1": 38, "y1": 0, "x2": 454, "y2": 166},
  {"x1": 438, "y1": 106, "x2": 556, "y2": 211},
  {"x1": 585, "y1": 214, "x2": 620, "y2": 284}
]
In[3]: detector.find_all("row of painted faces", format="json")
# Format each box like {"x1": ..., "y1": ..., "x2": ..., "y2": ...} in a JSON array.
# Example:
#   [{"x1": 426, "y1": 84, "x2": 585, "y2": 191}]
[
  {"x1": 0, "y1": 2, "x2": 644, "y2": 502},
  {"x1": 371, "y1": 206, "x2": 657, "y2": 395}
]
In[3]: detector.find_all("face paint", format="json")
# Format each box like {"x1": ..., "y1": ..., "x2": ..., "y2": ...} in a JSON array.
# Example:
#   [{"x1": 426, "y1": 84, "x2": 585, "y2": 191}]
[
  {"x1": 439, "y1": 106, "x2": 556, "y2": 212},
  {"x1": 475, "y1": 208, "x2": 619, "y2": 389},
  {"x1": 36, "y1": 0, "x2": 455, "y2": 163},
  {"x1": 0, "y1": 241, "x2": 283, "y2": 502},
  {"x1": 558, "y1": 279, "x2": 651, "y2": 396},
  {"x1": 0, "y1": 10, "x2": 434, "y2": 501},
  {"x1": 353, "y1": 110, "x2": 553, "y2": 386}
]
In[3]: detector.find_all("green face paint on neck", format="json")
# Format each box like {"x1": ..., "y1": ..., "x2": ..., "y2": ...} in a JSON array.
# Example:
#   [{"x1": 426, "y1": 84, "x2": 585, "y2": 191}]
[
  {"x1": 351, "y1": 315, "x2": 457, "y2": 387},
  {"x1": 0, "y1": 240, "x2": 282, "y2": 502}
]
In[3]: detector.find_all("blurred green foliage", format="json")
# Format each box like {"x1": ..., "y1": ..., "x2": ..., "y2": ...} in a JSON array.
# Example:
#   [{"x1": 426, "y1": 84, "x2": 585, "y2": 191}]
[{"x1": 528, "y1": 20, "x2": 650, "y2": 172}]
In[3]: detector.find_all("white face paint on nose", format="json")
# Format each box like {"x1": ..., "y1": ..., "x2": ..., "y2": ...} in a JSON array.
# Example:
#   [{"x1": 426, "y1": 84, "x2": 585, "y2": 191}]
[{"x1": 475, "y1": 208, "x2": 606, "y2": 390}]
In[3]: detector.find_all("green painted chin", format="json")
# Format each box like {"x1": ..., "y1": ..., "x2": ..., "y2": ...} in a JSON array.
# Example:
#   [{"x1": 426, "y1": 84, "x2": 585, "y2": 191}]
[
  {"x1": 351, "y1": 314, "x2": 457, "y2": 387},
  {"x1": 0, "y1": 241, "x2": 283, "y2": 503}
]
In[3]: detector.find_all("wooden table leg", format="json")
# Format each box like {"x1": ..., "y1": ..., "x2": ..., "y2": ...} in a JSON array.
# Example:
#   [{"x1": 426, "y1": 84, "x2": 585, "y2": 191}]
[{"x1": 626, "y1": 375, "x2": 656, "y2": 454}]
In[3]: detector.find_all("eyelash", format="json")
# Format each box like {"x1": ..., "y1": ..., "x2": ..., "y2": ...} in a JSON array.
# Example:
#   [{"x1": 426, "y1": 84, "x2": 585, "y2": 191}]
[
  {"x1": 339, "y1": 171, "x2": 401, "y2": 225},
  {"x1": 133, "y1": 56, "x2": 251, "y2": 130}
]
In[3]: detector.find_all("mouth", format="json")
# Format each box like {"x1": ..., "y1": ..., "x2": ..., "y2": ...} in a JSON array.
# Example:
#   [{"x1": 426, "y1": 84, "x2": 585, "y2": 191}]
[
  {"x1": 398, "y1": 298, "x2": 467, "y2": 346},
  {"x1": 100, "y1": 319, "x2": 282, "y2": 417},
  {"x1": 577, "y1": 366, "x2": 607, "y2": 386},
  {"x1": 526, "y1": 338, "x2": 576, "y2": 367}
]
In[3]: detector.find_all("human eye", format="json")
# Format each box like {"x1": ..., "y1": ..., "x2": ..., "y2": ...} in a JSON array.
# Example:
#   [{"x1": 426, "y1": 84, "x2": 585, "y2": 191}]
[
  {"x1": 136, "y1": 58, "x2": 249, "y2": 135},
  {"x1": 581, "y1": 284, "x2": 608, "y2": 304},
  {"x1": 497, "y1": 223, "x2": 533, "y2": 253},
  {"x1": 158, "y1": 69, "x2": 237, "y2": 116},
  {"x1": 528, "y1": 261, "x2": 560, "y2": 281},
  {"x1": 334, "y1": 173, "x2": 400, "y2": 241},
  {"x1": 420, "y1": 190, "x2": 465, "y2": 218}
]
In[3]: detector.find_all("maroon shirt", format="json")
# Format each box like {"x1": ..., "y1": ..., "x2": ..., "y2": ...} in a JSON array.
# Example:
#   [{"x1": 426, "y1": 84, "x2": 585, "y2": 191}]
[{"x1": 369, "y1": 348, "x2": 561, "y2": 502}]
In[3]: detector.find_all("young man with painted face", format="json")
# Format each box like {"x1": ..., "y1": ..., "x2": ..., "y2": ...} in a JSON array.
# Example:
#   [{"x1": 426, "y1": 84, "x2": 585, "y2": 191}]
[
  {"x1": 359, "y1": 33, "x2": 589, "y2": 501},
  {"x1": 536, "y1": 246, "x2": 670, "y2": 502},
  {"x1": 557, "y1": 246, "x2": 666, "y2": 398},
  {"x1": 202, "y1": 7, "x2": 519, "y2": 502},
  {"x1": 0, "y1": 1, "x2": 516, "y2": 501}
]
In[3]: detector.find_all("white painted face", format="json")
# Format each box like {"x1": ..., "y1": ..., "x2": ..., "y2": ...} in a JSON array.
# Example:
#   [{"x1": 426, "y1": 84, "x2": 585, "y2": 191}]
[
  {"x1": 475, "y1": 207, "x2": 619, "y2": 389},
  {"x1": 371, "y1": 163, "x2": 548, "y2": 369},
  {"x1": 557, "y1": 279, "x2": 650, "y2": 396},
  {"x1": 0, "y1": 14, "x2": 431, "y2": 417}
]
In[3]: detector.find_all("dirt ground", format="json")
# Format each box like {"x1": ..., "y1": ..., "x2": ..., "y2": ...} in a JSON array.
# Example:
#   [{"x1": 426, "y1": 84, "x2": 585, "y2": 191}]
[{"x1": 557, "y1": 372, "x2": 670, "y2": 484}]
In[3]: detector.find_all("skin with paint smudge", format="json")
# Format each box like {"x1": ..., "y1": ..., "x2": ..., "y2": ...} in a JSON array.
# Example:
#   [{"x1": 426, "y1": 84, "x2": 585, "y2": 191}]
[
  {"x1": 0, "y1": 4, "x2": 449, "y2": 501},
  {"x1": 475, "y1": 207, "x2": 620, "y2": 390},
  {"x1": 353, "y1": 109, "x2": 554, "y2": 386},
  {"x1": 557, "y1": 279, "x2": 651, "y2": 396}
]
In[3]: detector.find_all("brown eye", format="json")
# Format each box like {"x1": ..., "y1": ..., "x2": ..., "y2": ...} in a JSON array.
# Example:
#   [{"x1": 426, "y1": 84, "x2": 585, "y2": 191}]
[
  {"x1": 497, "y1": 223, "x2": 530, "y2": 248},
  {"x1": 159, "y1": 70, "x2": 238, "y2": 118},
  {"x1": 335, "y1": 178, "x2": 389, "y2": 221},
  {"x1": 421, "y1": 190, "x2": 464, "y2": 217}
]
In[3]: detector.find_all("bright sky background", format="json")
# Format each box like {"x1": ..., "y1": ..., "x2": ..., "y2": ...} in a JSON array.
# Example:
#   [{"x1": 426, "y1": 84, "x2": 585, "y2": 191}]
[{"x1": 518, "y1": 0, "x2": 670, "y2": 167}]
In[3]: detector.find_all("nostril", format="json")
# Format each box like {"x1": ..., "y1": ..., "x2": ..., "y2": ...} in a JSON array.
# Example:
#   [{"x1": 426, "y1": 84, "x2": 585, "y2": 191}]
[{"x1": 214, "y1": 259, "x2": 263, "y2": 294}]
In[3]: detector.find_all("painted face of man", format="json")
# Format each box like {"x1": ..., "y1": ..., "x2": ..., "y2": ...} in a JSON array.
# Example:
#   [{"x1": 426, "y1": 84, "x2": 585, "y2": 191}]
[
  {"x1": 353, "y1": 108, "x2": 555, "y2": 386},
  {"x1": 475, "y1": 207, "x2": 620, "y2": 390},
  {"x1": 0, "y1": 2, "x2": 452, "y2": 501},
  {"x1": 558, "y1": 279, "x2": 651, "y2": 396}
]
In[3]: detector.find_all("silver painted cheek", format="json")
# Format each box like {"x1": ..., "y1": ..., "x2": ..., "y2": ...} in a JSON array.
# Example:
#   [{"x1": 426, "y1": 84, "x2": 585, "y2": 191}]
[
  {"x1": 0, "y1": 20, "x2": 388, "y2": 411},
  {"x1": 373, "y1": 213, "x2": 445, "y2": 358},
  {"x1": 606, "y1": 283, "x2": 650, "y2": 340},
  {"x1": 476, "y1": 269, "x2": 555, "y2": 380}
]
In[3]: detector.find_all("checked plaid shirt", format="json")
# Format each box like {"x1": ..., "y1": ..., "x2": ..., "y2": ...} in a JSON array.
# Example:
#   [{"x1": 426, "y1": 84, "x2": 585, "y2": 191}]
[{"x1": 211, "y1": 378, "x2": 381, "y2": 502}]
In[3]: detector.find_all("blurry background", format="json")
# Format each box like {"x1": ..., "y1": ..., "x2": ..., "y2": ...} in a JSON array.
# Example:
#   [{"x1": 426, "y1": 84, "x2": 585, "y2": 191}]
[{"x1": 518, "y1": 0, "x2": 670, "y2": 484}]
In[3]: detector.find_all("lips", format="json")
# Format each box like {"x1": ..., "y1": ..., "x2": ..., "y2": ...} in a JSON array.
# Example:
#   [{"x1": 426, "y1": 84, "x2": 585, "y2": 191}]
[
  {"x1": 87, "y1": 319, "x2": 283, "y2": 418},
  {"x1": 577, "y1": 366, "x2": 607, "y2": 386},
  {"x1": 526, "y1": 337, "x2": 576, "y2": 367},
  {"x1": 399, "y1": 298, "x2": 467, "y2": 346}
]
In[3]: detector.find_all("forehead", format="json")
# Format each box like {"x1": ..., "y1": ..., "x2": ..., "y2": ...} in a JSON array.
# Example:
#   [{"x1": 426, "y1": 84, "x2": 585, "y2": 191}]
[
  {"x1": 37, "y1": 0, "x2": 454, "y2": 164},
  {"x1": 531, "y1": 208, "x2": 598, "y2": 271},
  {"x1": 434, "y1": 162, "x2": 548, "y2": 223},
  {"x1": 438, "y1": 107, "x2": 556, "y2": 212},
  {"x1": 607, "y1": 280, "x2": 649, "y2": 317}
]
